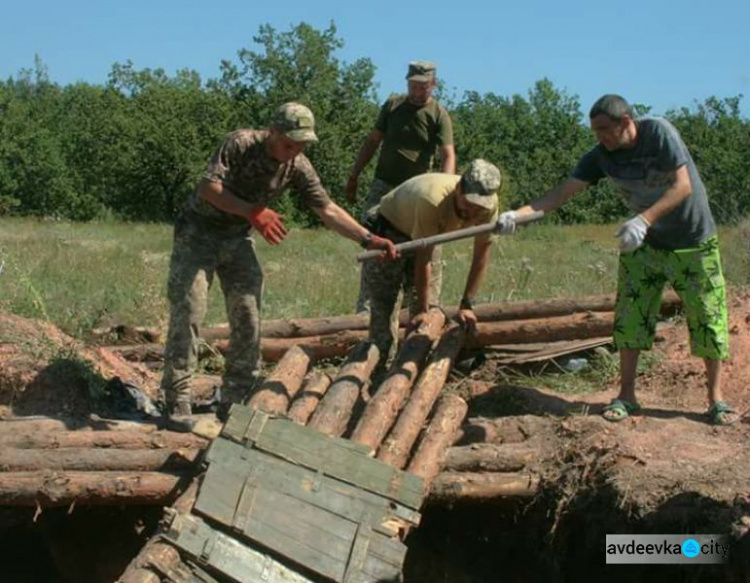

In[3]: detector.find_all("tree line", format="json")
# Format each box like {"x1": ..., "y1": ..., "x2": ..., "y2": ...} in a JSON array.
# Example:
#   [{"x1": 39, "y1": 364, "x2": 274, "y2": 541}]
[{"x1": 1, "y1": 23, "x2": 748, "y2": 226}]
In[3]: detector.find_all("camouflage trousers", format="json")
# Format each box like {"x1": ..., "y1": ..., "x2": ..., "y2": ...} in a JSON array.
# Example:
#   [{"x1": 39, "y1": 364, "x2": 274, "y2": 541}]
[
  {"x1": 160, "y1": 219, "x2": 262, "y2": 414},
  {"x1": 362, "y1": 217, "x2": 442, "y2": 364},
  {"x1": 356, "y1": 179, "x2": 442, "y2": 314}
]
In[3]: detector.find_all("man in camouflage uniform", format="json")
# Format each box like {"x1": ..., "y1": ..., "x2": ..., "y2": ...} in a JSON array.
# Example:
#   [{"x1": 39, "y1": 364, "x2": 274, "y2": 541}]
[
  {"x1": 346, "y1": 61, "x2": 456, "y2": 313},
  {"x1": 363, "y1": 159, "x2": 502, "y2": 363},
  {"x1": 161, "y1": 103, "x2": 397, "y2": 423}
]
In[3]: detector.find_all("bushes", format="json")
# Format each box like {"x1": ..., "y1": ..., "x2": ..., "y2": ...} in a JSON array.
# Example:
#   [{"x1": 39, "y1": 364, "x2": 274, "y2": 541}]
[{"x1": 0, "y1": 26, "x2": 747, "y2": 226}]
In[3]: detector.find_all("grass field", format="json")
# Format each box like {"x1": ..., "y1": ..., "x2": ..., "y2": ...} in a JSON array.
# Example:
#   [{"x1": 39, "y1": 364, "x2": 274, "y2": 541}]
[{"x1": 1, "y1": 216, "x2": 748, "y2": 339}]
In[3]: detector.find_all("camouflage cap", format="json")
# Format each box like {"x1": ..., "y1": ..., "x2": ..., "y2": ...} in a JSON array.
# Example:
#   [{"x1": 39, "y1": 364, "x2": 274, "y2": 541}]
[
  {"x1": 271, "y1": 102, "x2": 318, "y2": 142},
  {"x1": 405, "y1": 61, "x2": 436, "y2": 82},
  {"x1": 460, "y1": 159, "x2": 502, "y2": 210}
]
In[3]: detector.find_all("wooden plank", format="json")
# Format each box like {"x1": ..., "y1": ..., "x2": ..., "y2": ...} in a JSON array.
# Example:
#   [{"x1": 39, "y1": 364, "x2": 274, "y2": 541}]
[
  {"x1": 201, "y1": 439, "x2": 420, "y2": 531},
  {"x1": 221, "y1": 407, "x2": 424, "y2": 510},
  {"x1": 163, "y1": 511, "x2": 314, "y2": 583},
  {"x1": 243, "y1": 488, "x2": 356, "y2": 581},
  {"x1": 492, "y1": 336, "x2": 614, "y2": 364}
]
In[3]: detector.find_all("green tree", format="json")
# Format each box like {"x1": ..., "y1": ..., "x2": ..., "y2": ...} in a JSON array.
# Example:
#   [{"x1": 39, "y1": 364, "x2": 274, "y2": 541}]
[
  {"x1": 215, "y1": 22, "x2": 379, "y2": 224},
  {"x1": 668, "y1": 96, "x2": 750, "y2": 224}
]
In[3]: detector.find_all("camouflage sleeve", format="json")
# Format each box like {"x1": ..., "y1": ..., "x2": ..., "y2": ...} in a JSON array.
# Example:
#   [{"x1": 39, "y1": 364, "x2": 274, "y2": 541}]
[
  {"x1": 290, "y1": 154, "x2": 332, "y2": 209},
  {"x1": 374, "y1": 98, "x2": 394, "y2": 133},
  {"x1": 436, "y1": 106, "x2": 454, "y2": 146},
  {"x1": 203, "y1": 131, "x2": 243, "y2": 184}
]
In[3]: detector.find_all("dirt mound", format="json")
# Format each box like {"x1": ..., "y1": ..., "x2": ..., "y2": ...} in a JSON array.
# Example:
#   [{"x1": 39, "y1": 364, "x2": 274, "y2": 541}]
[{"x1": 0, "y1": 311, "x2": 159, "y2": 419}]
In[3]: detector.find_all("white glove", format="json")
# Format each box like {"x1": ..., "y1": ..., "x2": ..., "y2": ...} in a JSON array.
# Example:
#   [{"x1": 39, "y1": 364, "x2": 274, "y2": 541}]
[
  {"x1": 616, "y1": 215, "x2": 650, "y2": 253},
  {"x1": 496, "y1": 210, "x2": 519, "y2": 235}
]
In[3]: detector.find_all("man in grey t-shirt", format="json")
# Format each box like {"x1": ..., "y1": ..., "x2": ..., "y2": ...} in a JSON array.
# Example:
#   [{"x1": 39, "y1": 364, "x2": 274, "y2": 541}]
[{"x1": 497, "y1": 94, "x2": 737, "y2": 426}]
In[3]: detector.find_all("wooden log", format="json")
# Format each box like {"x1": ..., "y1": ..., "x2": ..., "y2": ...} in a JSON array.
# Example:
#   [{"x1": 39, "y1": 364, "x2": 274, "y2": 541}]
[
  {"x1": 407, "y1": 394, "x2": 468, "y2": 493},
  {"x1": 0, "y1": 471, "x2": 188, "y2": 506},
  {"x1": 106, "y1": 331, "x2": 375, "y2": 363},
  {"x1": 200, "y1": 290, "x2": 682, "y2": 340},
  {"x1": 470, "y1": 311, "x2": 615, "y2": 347},
  {"x1": 443, "y1": 443, "x2": 539, "y2": 472},
  {"x1": 307, "y1": 342, "x2": 381, "y2": 438},
  {"x1": 107, "y1": 311, "x2": 620, "y2": 364},
  {"x1": 351, "y1": 309, "x2": 446, "y2": 450},
  {"x1": 287, "y1": 371, "x2": 332, "y2": 425},
  {"x1": 0, "y1": 448, "x2": 202, "y2": 472},
  {"x1": 117, "y1": 542, "x2": 181, "y2": 583},
  {"x1": 0, "y1": 416, "x2": 161, "y2": 434},
  {"x1": 0, "y1": 430, "x2": 208, "y2": 450},
  {"x1": 246, "y1": 345, "x2": 311, "y2": 414},
  {"x1": 117, "y1": 478, "x2": 202, "y2": 582},
  {"x1": 377, "y1": 324, "x2": 466, "y2": 469},
  {"x1": 428, "y1": 472, "x2": 540, "y2": 502}
]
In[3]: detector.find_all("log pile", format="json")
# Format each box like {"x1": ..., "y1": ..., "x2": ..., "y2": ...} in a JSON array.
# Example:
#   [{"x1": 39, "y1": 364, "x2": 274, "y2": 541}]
[
  {"x1": 1, "y1": 292, "x2": 683, "y2": 512},
  {"x1": 116, "y1": 312, "x2": 552, "y2": 581},
  {"x1": 101, "y1": 291, "x2": 683, "y2": 364}
]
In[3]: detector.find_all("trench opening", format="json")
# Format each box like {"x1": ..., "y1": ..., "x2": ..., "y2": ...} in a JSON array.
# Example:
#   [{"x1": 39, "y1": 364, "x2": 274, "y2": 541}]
[{"x1": 2, "y1": 482, "x2": 744, "y2": 583}]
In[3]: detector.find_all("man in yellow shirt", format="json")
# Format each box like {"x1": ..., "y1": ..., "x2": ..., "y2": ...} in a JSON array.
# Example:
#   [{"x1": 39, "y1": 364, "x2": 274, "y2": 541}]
[{"x1": 363, "y1": 159, "x2": 501, "y2": 361}]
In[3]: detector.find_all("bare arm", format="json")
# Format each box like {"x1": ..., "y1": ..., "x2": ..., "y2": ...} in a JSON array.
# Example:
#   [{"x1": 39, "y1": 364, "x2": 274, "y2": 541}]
[
  {"x1": 413, "y1": 247, "x2": 435, "y2": 315},
  {"x1": 312, "y1": 201, "x2": 372, "y2": 242},
  {"x1": 345, "y1": 130, "x2": 385, "y2": 201},
  {"x1": 197, "y1": 178, "x2": 254, "y2": 220},
  {"x1": 515, "y1": 177, "x2": 589, "y2": 217},
  {"x1": 639, "y1": 165, "x2": 692, "y2": 225},
  {"x1": 462, "y1": 238, "x2": 492, "y2": 302},
  {"x1": 439, "y1": 144, "x2": 456, "y2": 174}
]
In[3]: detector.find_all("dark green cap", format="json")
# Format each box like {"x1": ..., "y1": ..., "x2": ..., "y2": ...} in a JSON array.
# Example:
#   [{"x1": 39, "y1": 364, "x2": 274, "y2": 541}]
[{"x1": 405, "y1": 61, "x2": 436, "y2": 82}]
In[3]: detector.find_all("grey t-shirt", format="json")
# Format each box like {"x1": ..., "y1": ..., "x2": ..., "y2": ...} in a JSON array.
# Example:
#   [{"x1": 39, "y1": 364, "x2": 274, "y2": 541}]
[{"x1": 572, "y1": 117, "x2": 715, "y2": 249}]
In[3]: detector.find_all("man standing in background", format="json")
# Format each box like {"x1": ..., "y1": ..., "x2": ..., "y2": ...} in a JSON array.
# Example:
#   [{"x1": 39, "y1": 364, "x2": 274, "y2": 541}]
[{"x1": 346, "y1": 61, "x2": 456, "y2": 313}]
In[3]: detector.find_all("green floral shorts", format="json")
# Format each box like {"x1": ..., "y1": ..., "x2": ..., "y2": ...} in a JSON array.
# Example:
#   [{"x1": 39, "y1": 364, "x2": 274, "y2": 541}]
[{"x1": 614, "y1": 236, "x2": 729, "y2": 360}]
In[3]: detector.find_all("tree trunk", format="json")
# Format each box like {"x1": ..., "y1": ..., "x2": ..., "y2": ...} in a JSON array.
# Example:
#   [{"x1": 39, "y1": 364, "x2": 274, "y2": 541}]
[
  {"x1": 377, "y1": 324, "x2": 466, "y2": 469},
  {"x1": 118, "y1": 542, "x2": 181, "y2": 583},
  {"x1": 247, "y1": 345, "x2": 311, "y2": 414},
  {"x1": 428, "y1": 472, "x2": 540, "y2": 502},
  {"x1": 470, "y1": 311, "x2": 615, "y2": 347},
  {"x1": 0, "y1": 430, "x2": 208, "y2": 450},
  {"x1": 351, "y1": 309, "x2": 445, "y2": 450},
  {"x1": 0, "y1": 448, "x2": 202, "y2": 472},
  {"x1": 407, "y1": 394, "x2": 468, "y2": 493},
  {"x1": 307, "y1": 342, "x2": 380, "y2": 438},
  {"x1": 287, "y1": 371, "x2": 332, "y2": 425},
  {"x1": 443, "y1": 443, "x2": 539, "y2": 472},
  {"x1": 191, "y1": 290, "x2": 683, "y2": 341},
  {"x1": 0, "y1": 471, "x2": 189, "y2": 506},
  {"x1": 107, "y1": 311, "x2": 621, "y2": 364},
  {"x1": 0, "y1": 417, "x2": 161, "y2": 434},
  {"x1": 118, "y1": 478, "x2": 202, "y2": 582}
]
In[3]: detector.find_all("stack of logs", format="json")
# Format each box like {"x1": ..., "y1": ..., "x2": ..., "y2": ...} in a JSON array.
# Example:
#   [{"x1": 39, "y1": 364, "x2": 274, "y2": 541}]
[
  {"x1": 102, "y1": 291, "x2": 682, "y2": 363},
  {"x1": 116, "y1": 308, "x2": 541, "y2": 581},
  {"x1": 0, "y1": 292, "x2": 683, "y2": 510}
]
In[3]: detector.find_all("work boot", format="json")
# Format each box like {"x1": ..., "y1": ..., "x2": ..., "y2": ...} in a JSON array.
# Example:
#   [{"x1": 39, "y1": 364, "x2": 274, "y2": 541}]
[{"x1": 165, "y1": 401, "x2": 197, "y2": 433}]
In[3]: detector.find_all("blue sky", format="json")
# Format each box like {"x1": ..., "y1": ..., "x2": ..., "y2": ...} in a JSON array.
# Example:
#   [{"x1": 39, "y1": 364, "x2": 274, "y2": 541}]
[{"x1": 2, "y1": 0, "x2": 748, "y2": 116}]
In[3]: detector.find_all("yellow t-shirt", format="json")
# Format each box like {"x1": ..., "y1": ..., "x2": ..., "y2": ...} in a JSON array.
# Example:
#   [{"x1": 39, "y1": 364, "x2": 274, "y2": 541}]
[{"x1": 378, "y1": 173, "x2": 498, "y2": 244}]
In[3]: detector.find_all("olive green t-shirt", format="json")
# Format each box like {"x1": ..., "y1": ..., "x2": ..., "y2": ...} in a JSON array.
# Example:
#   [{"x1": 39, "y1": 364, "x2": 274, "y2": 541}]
[
  {"x1": 373, "y1": 95, "x2": 453, "y2": 186},
  {"x1": 378, "y1": 174, "x2": 497, "y2": 245}
]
